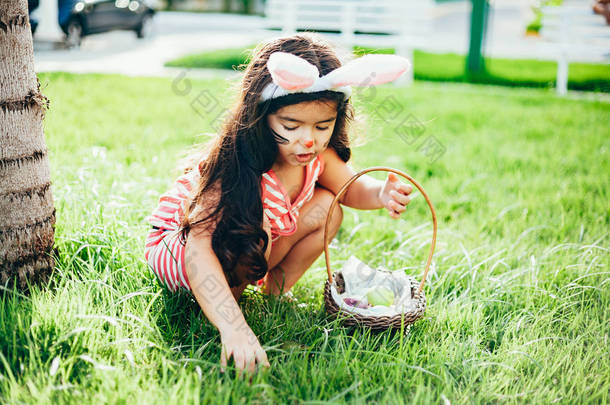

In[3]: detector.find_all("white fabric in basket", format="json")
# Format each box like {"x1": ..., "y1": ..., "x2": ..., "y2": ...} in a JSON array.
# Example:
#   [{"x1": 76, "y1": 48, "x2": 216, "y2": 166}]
[{"x1": 330, "y1": 255, "x2": 420, "y2": 317}]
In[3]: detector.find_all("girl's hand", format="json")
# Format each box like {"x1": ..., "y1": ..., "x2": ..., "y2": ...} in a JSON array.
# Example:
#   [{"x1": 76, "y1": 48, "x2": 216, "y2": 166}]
[
  {"x1": 378, "y1": 172, "x2": 413, "y2": 219},
  {"x1": 220, "y1": 325, "x2": 270, "y2": 376}
]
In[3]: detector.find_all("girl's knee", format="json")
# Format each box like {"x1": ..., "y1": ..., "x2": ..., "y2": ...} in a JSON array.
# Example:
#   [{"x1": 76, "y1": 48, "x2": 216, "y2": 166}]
[
  {"x1": 325, "y1": 188, "x2": 344, "y2": 223},
  {"x1": 310, "y1": 187, "x2": 343, "y2": 235},
  {"x1": 327, "y1": 203, "x2": 343, "y2": 236}
]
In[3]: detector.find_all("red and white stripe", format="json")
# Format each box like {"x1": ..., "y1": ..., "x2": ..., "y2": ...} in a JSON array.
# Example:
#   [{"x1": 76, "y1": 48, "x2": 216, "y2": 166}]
[
  {"x1": 144, "y1": 155, "x2": 325, "y2": 293},
  {"x1": 261, "y1": 155, "x2": 324, "y2": 240}
]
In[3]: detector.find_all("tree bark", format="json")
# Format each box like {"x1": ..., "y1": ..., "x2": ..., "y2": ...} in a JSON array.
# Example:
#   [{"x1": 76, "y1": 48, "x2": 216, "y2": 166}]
[{"x1": 0, "y1": 0, "x2": 55, "y2": 292}]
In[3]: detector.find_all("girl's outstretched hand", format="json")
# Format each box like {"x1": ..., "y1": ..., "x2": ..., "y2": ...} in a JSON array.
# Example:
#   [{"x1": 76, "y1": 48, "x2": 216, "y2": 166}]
[
  {"x1": 220, "y1": 324, "x2": 270, "y2": 377},
  {"x1": 378, "y1": 172, "x2": 413, "y2": 219}
]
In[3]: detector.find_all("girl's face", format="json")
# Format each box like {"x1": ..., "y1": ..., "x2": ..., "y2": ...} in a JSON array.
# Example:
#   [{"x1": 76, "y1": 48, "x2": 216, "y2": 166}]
[{"x1": 267, "y1": 100, "x2": 338, "y2": 170}]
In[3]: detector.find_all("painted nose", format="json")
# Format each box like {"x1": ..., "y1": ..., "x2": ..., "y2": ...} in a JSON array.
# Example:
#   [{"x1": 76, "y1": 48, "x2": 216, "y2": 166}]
[{"x1": 304, "y1": 140, "x2": 314, "y2": 148}]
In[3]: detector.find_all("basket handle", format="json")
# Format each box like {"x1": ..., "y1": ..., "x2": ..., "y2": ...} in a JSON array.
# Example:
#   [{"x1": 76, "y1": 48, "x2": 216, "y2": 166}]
[{"x1": 323, "y1": 167, "x2": 437, "y2": 295}]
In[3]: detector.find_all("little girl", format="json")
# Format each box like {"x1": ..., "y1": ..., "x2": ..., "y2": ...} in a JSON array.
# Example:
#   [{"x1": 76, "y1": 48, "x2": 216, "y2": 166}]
[{"x1": 144, "y1": 33, "x2": 414, "y2": 375}]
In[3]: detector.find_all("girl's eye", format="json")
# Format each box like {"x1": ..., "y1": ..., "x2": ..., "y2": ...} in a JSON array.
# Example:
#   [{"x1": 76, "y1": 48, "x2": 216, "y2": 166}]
[
  {"x1": 283, "y1": 126, "x2": 298, "y2": 131},
  {"x1": 316, "y1": 126, "x2": 329, "y2": 131}
]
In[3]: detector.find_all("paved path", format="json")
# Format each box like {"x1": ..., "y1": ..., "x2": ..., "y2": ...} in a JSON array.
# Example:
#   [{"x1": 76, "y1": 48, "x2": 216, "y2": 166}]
[
  {"x1": 34, "y1": 12, "x2": 268, "y2": 78},
  {"x1": 34, "y1": 1, "x2": 609, "y2": 78}
]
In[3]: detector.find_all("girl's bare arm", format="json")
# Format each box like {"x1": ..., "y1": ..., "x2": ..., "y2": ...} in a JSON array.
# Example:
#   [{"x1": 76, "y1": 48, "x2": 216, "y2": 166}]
[
  {"x1": 185, "y1": 228, "x2": 248, "y2": 335},
  {"x1": 317, "y1": 148, "x2": 414, "y2": 214},
  {"x1": 185, "y1": 228, "x2": 270, "y2": 374},
  {"x1": 181, "y1": 182, "x2": 270, "y2": 374},
  {"x1": 183, "y1": 185, "x2": 246, "y2": 334},
  {"x1": 317, "y1": 148, "x2": 383, "y2": 209}
]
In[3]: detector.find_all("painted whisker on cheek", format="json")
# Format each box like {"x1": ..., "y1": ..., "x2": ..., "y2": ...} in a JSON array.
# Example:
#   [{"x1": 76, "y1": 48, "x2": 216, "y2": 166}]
[{"x1": 270, "y1": 127, "x2": 290, "y2": 144}]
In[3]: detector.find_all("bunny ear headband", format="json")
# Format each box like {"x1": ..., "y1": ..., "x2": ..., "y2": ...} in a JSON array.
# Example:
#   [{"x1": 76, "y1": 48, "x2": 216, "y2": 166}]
[{"x1": 259, "y1": 51, "x2": 412, "y2": 103}]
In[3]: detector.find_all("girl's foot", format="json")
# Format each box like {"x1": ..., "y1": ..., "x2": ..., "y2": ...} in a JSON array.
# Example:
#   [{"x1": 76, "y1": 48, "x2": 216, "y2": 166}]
[
  {"x1": 254, "y1": 285, "x2": 298, "y2": 303},
  {"x1": 280, "y1": 290, "x2": 298, "y2": 303}
]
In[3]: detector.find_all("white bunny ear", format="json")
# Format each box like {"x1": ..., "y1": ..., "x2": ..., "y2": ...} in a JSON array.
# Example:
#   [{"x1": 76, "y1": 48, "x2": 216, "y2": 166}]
[
  {"x1": 324, "y1": 54, "x2": 411, "y2": 88},
  {"x1": 266, "y1": 52, "x2": 320, "y2": 91}
]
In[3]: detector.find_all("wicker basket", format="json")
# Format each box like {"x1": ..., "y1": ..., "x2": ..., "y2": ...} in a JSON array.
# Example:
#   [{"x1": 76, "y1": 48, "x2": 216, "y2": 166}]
[{"x1": 322, "y1": 167, "x2": 437, "y2": 331}]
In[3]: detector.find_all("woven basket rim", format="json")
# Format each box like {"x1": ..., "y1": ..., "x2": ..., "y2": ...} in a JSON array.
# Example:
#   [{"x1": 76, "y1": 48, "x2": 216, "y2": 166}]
[
  {"x1": 321, "y1": 167, "x2": 437, "y2": 329},
  {"x1": 324, "y1": 277, "x2": 427, "y2": 328}
]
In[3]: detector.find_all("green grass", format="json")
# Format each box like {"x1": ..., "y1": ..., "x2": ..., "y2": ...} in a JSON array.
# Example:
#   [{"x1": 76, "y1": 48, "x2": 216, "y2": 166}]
[
  {"x1": 165, "y1": 46, "x2": 255, "y2": 70},
  {"x1": 1, "y1": 72, "x2": 609, "y2": 403},
  {"x1": 165, "y1": 44, "x2": 610, "y2": 93}
]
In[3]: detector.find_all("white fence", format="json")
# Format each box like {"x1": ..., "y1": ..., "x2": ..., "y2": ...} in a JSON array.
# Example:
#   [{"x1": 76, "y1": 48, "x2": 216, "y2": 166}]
[
  {"x1": 264, "y1": 0, "x2": 435, "y2": 86},
  {"x1": 540, "y1": 4, "x2": 610, "y2": 95}
]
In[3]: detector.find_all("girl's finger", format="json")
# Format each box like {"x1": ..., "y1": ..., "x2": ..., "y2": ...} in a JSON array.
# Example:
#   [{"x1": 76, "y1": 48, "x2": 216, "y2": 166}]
[
  {"x1": 220, "y1": 345, "x2": 230, "y2": 373},
  {"x1": 234, "y1": 351, "x2": 245, "y2": 377},
  {"x1": 256, "y1": 349, "x2": 270, "y2": 368},
  {"x1": 246, "y1": 354, "x2": 257, "y2": 374},
  {"x1": 396, "y1": 183, "x2": 413, "y2": 195},
  {"x1": 390, "y1": 190, "x2": 409, "y2": 205},
  {"x1": 391, "y1": 200, "x2": 406, "y2": 213}
]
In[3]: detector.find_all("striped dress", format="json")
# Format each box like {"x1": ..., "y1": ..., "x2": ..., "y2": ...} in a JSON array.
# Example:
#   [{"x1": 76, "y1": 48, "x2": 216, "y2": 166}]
[{"x1": 144, "y1": 155, "x2": 325, "y2": 293}]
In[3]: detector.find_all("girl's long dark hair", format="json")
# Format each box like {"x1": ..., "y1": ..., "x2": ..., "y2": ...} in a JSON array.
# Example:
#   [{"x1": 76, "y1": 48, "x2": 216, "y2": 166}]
[{"x1": 179, "y1": 33, "x2": 354, "y2": 287}]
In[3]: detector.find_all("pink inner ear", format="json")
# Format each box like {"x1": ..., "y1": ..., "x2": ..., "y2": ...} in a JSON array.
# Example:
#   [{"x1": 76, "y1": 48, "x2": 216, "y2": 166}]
[
  {"x1": 368, "y1": 66, "x2": 408, "y2": 85},
  {"x1": 272, "y1": 68, "x2": 316, "y2": 90},
  {"x1": 328, "y1": 54, "x2": 411, "y2": 87}
]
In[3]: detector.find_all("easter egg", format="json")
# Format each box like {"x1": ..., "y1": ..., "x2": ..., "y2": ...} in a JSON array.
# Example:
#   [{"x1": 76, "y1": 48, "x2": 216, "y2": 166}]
[
  {"x1": 366, "y1": 286, "x2": 395, "y2": 307},
  {"x1": 343, "y1": 297, "x2": 370, "y2": 309}
]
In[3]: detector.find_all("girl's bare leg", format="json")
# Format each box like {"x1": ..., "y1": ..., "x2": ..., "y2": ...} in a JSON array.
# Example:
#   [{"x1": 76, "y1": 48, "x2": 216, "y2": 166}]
[
  {"x1": 229, "y1": 229, "x2": 273, "y2": 301},
  {"x1": 222, "y1": 186, "x2": 342, "y2": 300},
  {"x1": 262, "y1": 186, "x2": 344, "y2": 296}
]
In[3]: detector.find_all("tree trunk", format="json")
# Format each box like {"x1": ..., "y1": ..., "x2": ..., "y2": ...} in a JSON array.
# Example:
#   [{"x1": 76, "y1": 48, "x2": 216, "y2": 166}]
[{"x1": 0, "y1": 0, "x2": 55, "y2": 292}]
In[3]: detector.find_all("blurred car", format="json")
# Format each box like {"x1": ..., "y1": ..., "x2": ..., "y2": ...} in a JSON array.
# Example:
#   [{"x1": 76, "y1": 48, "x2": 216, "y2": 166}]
[
  {"x1": 59, "y1": 0, "x2": 157, "y2": 47},
  {"x1": 28, "y1": 0, "x2": 40, "y2": 34}
]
